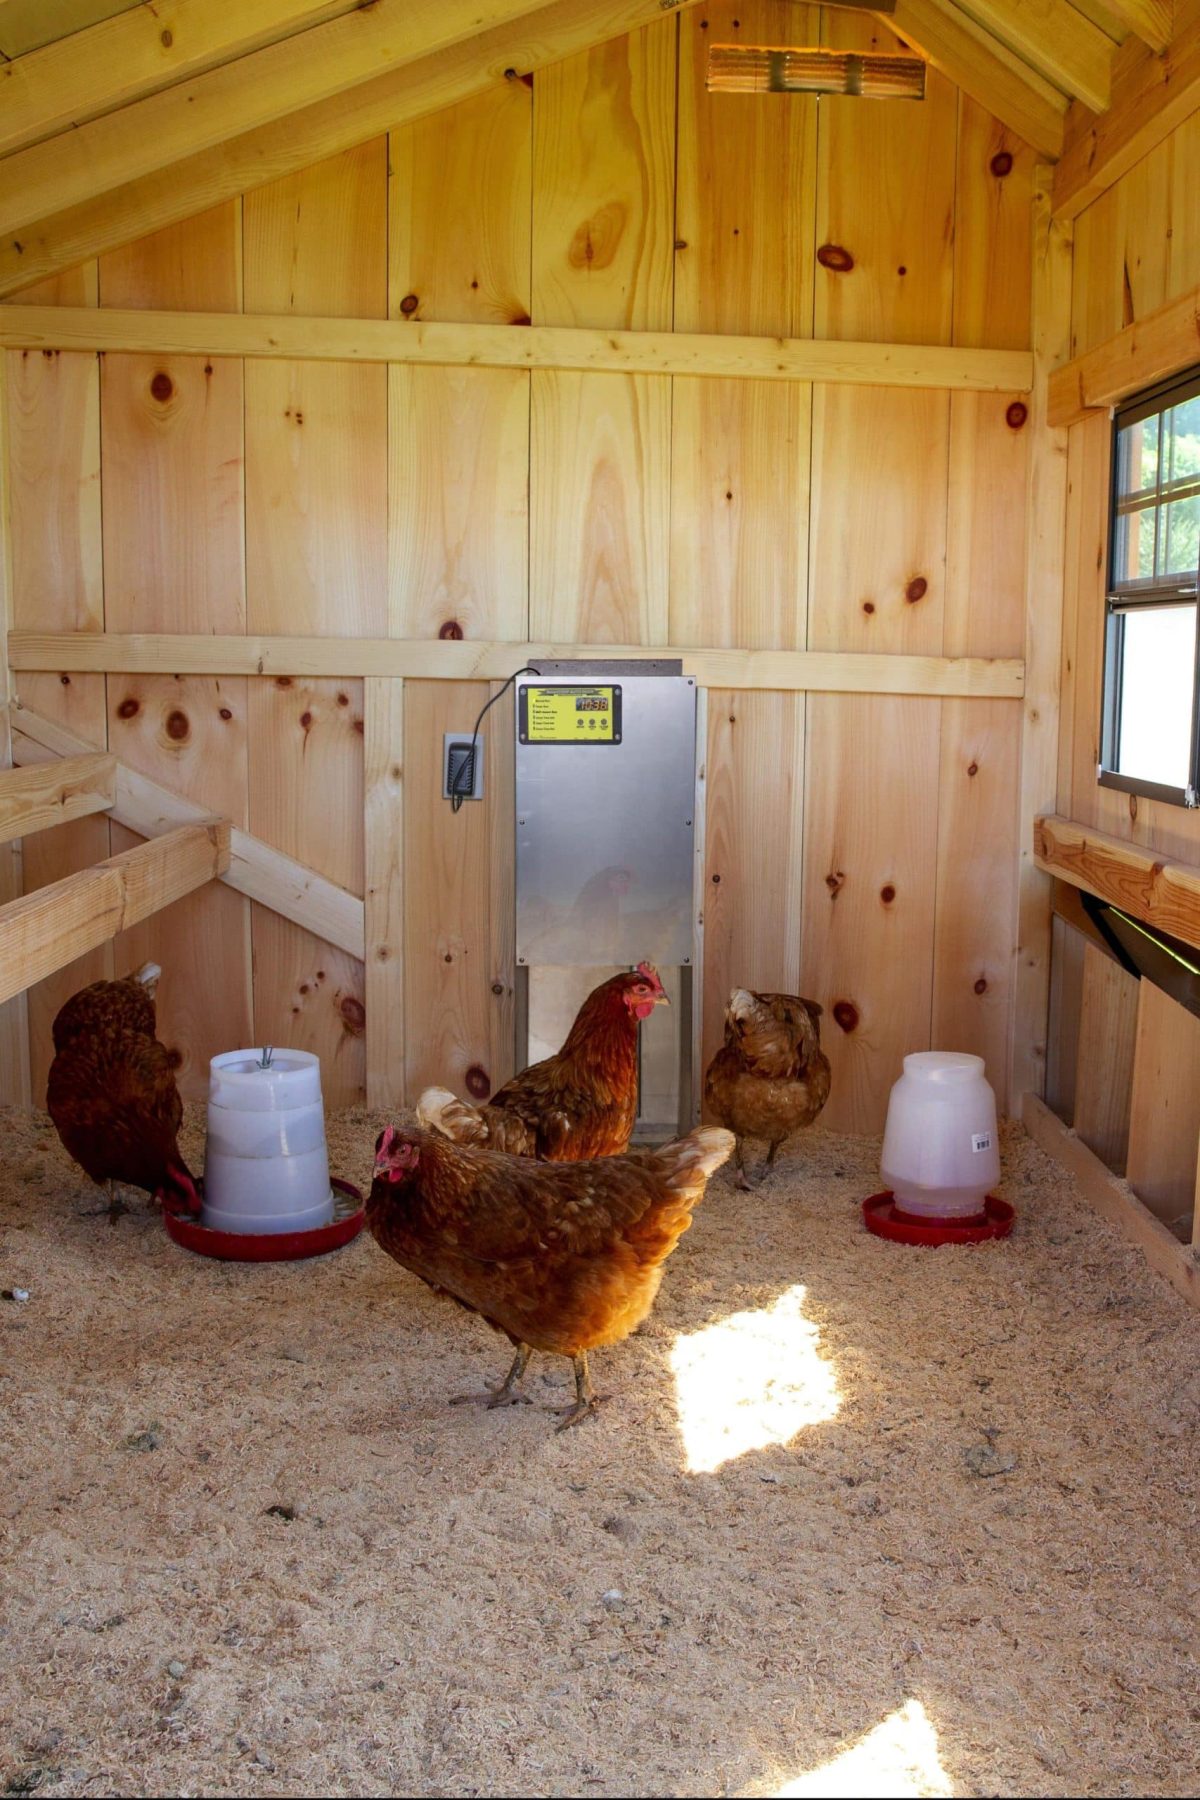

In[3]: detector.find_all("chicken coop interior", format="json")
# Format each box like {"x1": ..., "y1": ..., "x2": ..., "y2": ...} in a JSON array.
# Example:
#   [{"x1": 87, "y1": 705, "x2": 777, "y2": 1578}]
[{"x1": 2, "y1": 0, "x2": 1200, "y2": 1794}]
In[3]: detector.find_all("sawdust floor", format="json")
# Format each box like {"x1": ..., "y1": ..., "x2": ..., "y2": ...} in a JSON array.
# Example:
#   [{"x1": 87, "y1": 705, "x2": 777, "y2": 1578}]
[{"x1": 1, "y1": 1109, "x2": 1199, "y2": 1800}]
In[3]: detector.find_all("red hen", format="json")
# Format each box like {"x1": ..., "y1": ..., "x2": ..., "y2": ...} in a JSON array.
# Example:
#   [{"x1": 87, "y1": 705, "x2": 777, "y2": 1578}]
[
  {"x1": 417, "y1": 962, "x2": 669, "y2": 1160},
  {"x1": 46, "y1": 962, "x2": 200, "y2": 1223}
]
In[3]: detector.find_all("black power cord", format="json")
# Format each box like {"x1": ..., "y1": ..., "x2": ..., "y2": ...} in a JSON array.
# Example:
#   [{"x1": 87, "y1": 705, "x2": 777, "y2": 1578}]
[{"x1": 450, "y1": 664, "x2": 542, "y2": 813}]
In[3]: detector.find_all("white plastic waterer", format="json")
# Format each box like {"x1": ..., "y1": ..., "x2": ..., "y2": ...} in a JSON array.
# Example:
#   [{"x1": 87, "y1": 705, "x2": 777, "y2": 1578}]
[
  {"x1": 880, "y1": 1051, "x2": 1001, "y2": 1220},
  {"x1": 202, "y1": 1049, "x2": 334, "y2": 1236}
]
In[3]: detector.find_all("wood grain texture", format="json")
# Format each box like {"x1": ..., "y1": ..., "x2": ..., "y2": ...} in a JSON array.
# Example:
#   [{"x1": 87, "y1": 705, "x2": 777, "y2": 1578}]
[
  {"x1": 808, "y1": 386, "x2": 949, "y2": 656},
  {"x1": 0, "y1": 752, "x2": 114, "y2": 845},
  {"x1": 883, "y1": 0, "x2": 1066, "y2": 159},
  {"x1": 1053, "y1": 276, "x2": 1200, "y2": 427},
  {"x1": 0, "y1": 821, "x2": 229, "y2": 1008},
  {"x1": 674, "y1": 0, "x2": 818, "y2": 340},
  {"x1": 1126, "y1": 979, "x2": 1200, "y2": 1237},
  {"x1": 1035, "y1": 813, "x2": 1200, "y2": 949},
  {"x1": 815, "y1": 11, "x2": 957, "y2": 348},
  {"x1": 701, "y1": 692, "x2": 805, "y2": 1104},
  {"x1": 244, "y1": 139, "x2": 387, "y2": 638},
  {"x1": 402, "y1": 679, "x2": 492, "y2": 1100},
  {"x1": 364, "y1": 677, "x2": 405, "y2": 1109},
  {"x1": 1045, "y1": 911, "x2": 1085, "y2": 1122},
  {"x1": 1073, "y1": 940, "x2": 1139, "y2": 1173},
  {"x1": 529, "y1": 369, "x2": 669, "y2": 644},
  {"x1": 390, "y1": 81, "x2": 531, "y2": 328},
  {"x1": 952, "y1": 98, "x2": 1035, "y2": 354},
  {"x1": 389, "y1": 366, "x2": 529, "y2": 642},
  {"x1": 801, "y1": 695, "x2": 940, "y2": 1135}
]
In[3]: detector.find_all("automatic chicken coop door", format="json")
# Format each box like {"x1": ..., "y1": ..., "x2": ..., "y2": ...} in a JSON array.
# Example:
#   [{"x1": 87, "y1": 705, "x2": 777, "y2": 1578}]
[{"x1": 514, "y1": 661, "x2": 700, "y2": 1139}]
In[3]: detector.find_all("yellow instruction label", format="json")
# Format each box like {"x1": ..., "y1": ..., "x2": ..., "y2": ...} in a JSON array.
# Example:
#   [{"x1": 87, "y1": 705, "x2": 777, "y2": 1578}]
[{"x1": 524, "y1": 686, "x2": 616, "y2": 743}]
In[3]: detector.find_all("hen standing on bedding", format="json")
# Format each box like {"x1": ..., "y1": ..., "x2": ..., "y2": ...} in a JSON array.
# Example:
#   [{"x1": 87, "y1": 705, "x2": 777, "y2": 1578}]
[
  {"x1": 368, "y1": 1121, "x2": 733, "y2": 1429},
  {"x1": 46, "y1": 962, "x2": 200, "y2": 1224},
  {"x1": 417, "y1": 963, "x2": 668, "y2": 1161},
  {"x1": 703, "y1": 988, "x2": 831, "y2": 1190}
]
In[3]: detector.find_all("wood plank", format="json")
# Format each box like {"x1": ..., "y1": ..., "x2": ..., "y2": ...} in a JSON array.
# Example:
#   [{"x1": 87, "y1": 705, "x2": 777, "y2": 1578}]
[
  {"x1": 1045, "y1": 910, "x2": 1086, "y2": 1121},
  {"x1": 1073, "y1": 941, "x2": 1140, "y2": 1171},
  {"x1": 952, "y1": 98, "x2": 1036, "y2": 355},
  {"x1": 364, "y1": 678, "x2": 405, "y2": 1110},
  {"x1": 1022, "y1": 1091, "x2": 1200, "y2": 1308},
  {"x1": 0, "y1": 321, "x2": 30, "y2": 1102},
  {"x1": 1054, "y1": 0, "x2": 1200, "y2": 219},
  {"x1": 0, "y1": 821, "x2": 229, "y2": 1007},
  {"x1": 801, "y1": 694, "x2": 941, "y2": 1135},
  {"x1": 1098, "y1": 0, "x2": 1172, "y2": 51},
  {"x1": 1011, "y1": 166, "x2": 1072, "y2": 1105},
  {"x1": 817, "y1": 10, "x2": 958, "y2": 348},
  {"x1": 0, "y1": 305, "x2": 1036, "y2": 393},
  {"x1": 701, "y1": 691, "x2": 805, "y2": 1107},
  {"x1": 0, "y1": 0, "x2": 577, "y2": 239},
  {"x1": 11, "y1": 707, "x2": 365, "y2": 958},
  {"x1": 0, "y1": 2, "x2": 143, "y2": 60},
  {"x1": 948, "y1": 0, "x2": 1113, "y2": 110},
  {"x1": 0, "y1": 751, "x2": 114, "y2": 844},
  {"x1": 1048, "y1": 280, "x2": 1200, "y2": 428},
  {"x1": 674, "y1": 1, "x2": 819, "y2": 340},
  {"x1": 5, "y1": 632, "x2": 1026, "y2": 697},
  {"x1": 1034, "y1": 813, "x2": 1200, "y2": 950},
  {"x1": 0, "y1": 0, "x2": 707, "y2": 299},
  {"x1": 0, "y1": 0, "x2": 361, "y2": 158},
  {"x1": 883, "y1": 0, "x2": 1066, "y2": 160},
  {"x1": 1126, "y1": 980, "x2": 1200, "y2": 1235},
  {"x1": 402, "y1": 679, "x2": 492, "y2": 1100}
]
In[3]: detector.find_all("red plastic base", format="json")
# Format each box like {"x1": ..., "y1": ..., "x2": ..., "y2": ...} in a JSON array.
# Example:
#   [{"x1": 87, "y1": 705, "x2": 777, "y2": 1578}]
[
  {"x1": 862, "y1": 1191, "x2": 1015, "y2": 1246},
  {"x1": 164, "y1": 1177, "x2": 365, "y2": 1263}
]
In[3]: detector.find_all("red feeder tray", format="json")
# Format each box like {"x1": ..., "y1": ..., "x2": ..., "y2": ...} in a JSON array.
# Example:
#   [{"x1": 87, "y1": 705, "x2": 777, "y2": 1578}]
[
  {"x1": 862, "y1": 1190, "x2": 1014, "y2": 1247},
  {"x1": 164, "y1": 1177, "x2": 365, "y2": 1263}
]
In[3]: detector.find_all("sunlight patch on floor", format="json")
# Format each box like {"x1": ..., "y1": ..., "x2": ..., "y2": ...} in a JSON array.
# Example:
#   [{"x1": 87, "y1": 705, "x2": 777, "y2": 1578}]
[
  {"x1": 669, "y1": 1283, "x2": 840, "y2": 1474},
  {"x1": 771, "y1": 1701, "x2": 952, "y2": 1798}
]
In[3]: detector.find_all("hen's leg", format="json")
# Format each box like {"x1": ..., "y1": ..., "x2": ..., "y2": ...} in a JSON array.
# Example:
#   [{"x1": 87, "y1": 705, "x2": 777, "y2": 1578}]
[
  {"x1": 553, "y1": 1350, "x2": 605, "y2": 1432},
  {"x1": 80, "y1": 1179, "x2": 130, "y2": 1224},
  {"x1": 734, "y1": 1139, "x2": 755, "y2": 1192},
  {"x1": 761, "y1": 1140, "x2": 783, "y2": 1182},
  {"x1": 450, "y1": 1343, "x2": 533, "y2": 1410}
]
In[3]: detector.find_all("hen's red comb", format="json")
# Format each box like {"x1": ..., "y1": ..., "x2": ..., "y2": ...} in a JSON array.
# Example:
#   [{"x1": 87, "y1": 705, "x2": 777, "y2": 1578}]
[{"x1": 636, "y1": 961, "x2": 665, "y2": 991}]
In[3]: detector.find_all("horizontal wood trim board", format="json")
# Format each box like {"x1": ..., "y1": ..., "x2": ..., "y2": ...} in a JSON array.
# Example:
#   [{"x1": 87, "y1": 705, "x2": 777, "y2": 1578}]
[
  {"x1": 0, "y1": 821, "x2": 230, "y2": 1008},
  {"x1": 6, "y1": 637, "x2": 1025, "y2": 698},
  {"x1": 9, "y1": 711, "x2": 365, "y2": 960},
  {"x1": 1034, "y1": 812, "x2": 1200, "y2": 951},
  {"x1": 0, "y1": 750, "x2": 114, "y2": 845},
  {"x1": 0, "y1": 306, "x2": 1035, "y2": 395},
  {"x1": 1022, "y1": 1093, "x2": 1200, "y2": 1308},
  {"x1": 1047, "y1": 283, "x2": 1200, "y2": 428}
]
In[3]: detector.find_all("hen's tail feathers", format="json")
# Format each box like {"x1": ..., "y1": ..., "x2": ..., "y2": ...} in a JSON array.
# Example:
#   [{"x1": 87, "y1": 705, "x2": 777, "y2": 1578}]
[
  {"x1": 134, "y1": 961, "x2": 162, "y2": 996},
  {"x1": 656, "y1": 1125, "x2": 735, "y2": 1196},
  {"x1": 416, "y1": 1086, "x2": 490, "y2": 1147}
]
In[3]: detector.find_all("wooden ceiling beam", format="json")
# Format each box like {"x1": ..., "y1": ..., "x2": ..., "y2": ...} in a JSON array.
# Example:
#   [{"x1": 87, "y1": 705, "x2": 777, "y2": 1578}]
[
  {"x1": 952, "y1": 0, "x2": 1114, "y2": 109},
  {"x1": 0, "y1": 0, "x2": 363, "y2": 158},
  {"x1": 1054, "y1": 0, "x2": 1200, "y2": 218},
  {"x1": 885, "y1": 0, "x2": 1067, "y2": 157},
  {"x1": 0, "y1": 0, "x2": 598, "y2": 239},
  {"x1": 1098, "y1": 0, "x2": 1173, "y2": 52},
  {"x1": 0, "y1": 0, "x2": 704, "y2": 297}
]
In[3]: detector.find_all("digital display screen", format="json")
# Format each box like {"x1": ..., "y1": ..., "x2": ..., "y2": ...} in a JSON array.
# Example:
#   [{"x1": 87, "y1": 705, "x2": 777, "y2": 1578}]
[{"x1": 519, "y1": 685, "x2": 622, "y2": 745}]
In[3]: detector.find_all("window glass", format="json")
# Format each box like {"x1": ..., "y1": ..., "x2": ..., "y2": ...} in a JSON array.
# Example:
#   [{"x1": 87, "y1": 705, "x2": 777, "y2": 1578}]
[{"x1": 1115, "y1": 605, "x2": 1195, "y2": 789}]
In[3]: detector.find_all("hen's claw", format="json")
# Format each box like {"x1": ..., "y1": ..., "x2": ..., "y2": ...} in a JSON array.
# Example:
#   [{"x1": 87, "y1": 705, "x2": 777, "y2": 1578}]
[
  {"x1": 552, "y1": 1351, "x2": 605, "y2": 1431},
  {"x1": 450, "y1": 1344, "x2": 532, "y2": 1411}
]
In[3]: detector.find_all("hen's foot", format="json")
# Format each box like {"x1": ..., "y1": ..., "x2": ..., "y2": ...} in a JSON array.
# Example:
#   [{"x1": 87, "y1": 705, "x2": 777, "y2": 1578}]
[
  {"x1": 80, "y1": 1181, "x2": 131, "y2": 1224},
  {"x1": 450, "y1": 1344, "x2": 532, "y2": 1410},
  {"x1": 552, "y1": 1351, "x2": 606, "y2": 1431}
]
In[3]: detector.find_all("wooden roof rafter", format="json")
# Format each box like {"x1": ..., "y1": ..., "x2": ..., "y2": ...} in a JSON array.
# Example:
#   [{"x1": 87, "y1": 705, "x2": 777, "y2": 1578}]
[{"x1": 883, "y1": 0, "x2": 1068, "y2": 156}]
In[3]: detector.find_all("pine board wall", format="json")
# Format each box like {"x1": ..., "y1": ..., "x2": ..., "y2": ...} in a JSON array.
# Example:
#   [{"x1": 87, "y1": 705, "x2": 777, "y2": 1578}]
[{"x1": 2, "y1": 4, "x2": 1033, "y2": 1128}]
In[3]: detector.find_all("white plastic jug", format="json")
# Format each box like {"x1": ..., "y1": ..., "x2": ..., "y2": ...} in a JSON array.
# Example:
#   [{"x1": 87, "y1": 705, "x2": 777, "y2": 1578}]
[
  {"x1": 880, "y1": 1051, "x2": 1000, "y2": 1219},
  {"x1": 202, "y1": 1049, "x2": 334, "y2": 1235}
]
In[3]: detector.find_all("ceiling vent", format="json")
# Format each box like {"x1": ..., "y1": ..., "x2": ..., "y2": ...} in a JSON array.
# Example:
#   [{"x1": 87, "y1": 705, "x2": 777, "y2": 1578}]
[{"x1": 706, "y1": 44, "x2": 927, "y2": 100}]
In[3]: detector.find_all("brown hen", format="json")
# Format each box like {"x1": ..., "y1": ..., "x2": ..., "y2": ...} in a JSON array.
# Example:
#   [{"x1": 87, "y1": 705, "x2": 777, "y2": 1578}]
[
  {"x1": 417, "y1": 963, "x2": 668, "y2": 1161},
  {"x1": 367, "y1": 1120, "x2": 733, "y2": 1429},
  {"x1": 703, "y1": 988, "x2": 831, "y2": 1189},
  {"x1": 46, "y1": 962, "x2": 200, "y2": 1223}
]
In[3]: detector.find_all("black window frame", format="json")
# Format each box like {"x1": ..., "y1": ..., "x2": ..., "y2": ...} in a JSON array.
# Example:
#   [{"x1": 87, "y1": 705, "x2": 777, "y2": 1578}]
[{"x1": 1100, "y1": 365, "x2": 1200, "y2": 810}]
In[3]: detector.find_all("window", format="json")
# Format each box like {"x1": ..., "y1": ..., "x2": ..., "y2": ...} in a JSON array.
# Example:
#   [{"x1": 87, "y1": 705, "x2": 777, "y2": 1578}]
[{"x1": 1101, "y1": 369, "x2": 1200, "y2": 806}]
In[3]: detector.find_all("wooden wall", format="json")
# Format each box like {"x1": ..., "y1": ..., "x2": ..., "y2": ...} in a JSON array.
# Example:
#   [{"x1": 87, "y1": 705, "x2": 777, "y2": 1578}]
[
  {"x1": 1049, "y1": 107, "x2": 1200, "y2": 1236},
  {"x1": 2, "y1": 4, "x2": 1033, "y2": 1128}
]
